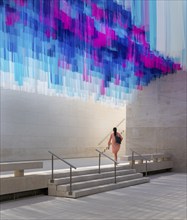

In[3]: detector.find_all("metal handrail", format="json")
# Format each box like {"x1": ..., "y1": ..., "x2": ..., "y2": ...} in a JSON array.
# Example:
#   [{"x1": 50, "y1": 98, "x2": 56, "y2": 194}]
[
  {"x1": 129, "y1": 148, "x2": 148, "y2": 176},
  {"x1": 97, "y1": 118, "x2": 125, "y2": 147},
  {"x1": 48, "y1": 151, "x2": 76, "y2": 195},
  {"x1": 95, "y1": 149, "x2": 118, "y2": 183}
]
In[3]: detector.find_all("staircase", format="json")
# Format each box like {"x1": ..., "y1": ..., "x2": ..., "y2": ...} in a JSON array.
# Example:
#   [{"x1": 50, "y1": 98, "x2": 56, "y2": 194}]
[{"x1": 48, "y1": 164, "x2": 150, "y2": 198}]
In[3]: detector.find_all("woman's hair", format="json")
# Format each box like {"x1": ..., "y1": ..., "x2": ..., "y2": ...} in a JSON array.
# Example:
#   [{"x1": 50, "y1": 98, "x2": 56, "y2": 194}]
[{"x1": 113, "y1": 127, "x2": 117, "y2": 136}]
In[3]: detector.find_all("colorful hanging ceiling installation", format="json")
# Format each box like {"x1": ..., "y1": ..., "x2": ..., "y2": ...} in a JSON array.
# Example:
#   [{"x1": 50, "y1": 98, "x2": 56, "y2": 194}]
[{"x1": 0, "y1": 0, "x2": 185, "y2": 105}]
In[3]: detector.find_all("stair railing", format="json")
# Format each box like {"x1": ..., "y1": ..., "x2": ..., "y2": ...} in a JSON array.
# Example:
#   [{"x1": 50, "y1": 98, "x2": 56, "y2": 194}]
[
  {"x1": 95, "y1": 149, "x2": 118, "y2": 183},
  {"x1": 129, "y1": 149, "x2": 148, "y2": 176},
  {"x1": 48, "y1": 151, "x2": 76, "y2": 195}
]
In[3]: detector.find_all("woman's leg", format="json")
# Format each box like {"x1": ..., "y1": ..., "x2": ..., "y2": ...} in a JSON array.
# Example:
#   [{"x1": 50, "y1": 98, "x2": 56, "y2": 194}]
[
  {"x1": 112, "y1": 145, "x2": 120, "y2": 161},
  {"x1": 114, "y1": 153, "x2": 117, "y2": 161}
]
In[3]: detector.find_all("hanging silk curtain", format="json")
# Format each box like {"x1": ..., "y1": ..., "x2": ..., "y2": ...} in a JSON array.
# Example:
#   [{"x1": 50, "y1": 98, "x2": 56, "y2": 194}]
[
  {"x1": 129, "y1": 0, "x2": 186, "y2": 68},
  {"x1": 0, "y1": 0, "x2": 186, "y2": 106},
  {"x1": 156, "y1": 0, "x2": 186, "y2": 68}
]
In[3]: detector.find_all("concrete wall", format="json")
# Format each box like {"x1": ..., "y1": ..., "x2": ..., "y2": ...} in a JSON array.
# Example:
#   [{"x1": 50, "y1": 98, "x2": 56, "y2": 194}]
[
  {"x1": 126, "y1": 71, "x2": 187, "y2": 172},
  {"x1": 0, "y1": 89, "x2": 126, "y2": 161}
]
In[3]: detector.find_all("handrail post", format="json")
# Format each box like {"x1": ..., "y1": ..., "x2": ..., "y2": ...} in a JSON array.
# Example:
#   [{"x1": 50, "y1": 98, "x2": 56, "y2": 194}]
[
  {"x1": 69, "y1": 167, "x2": 72, "y2": 195},
  {"x1": 131, "y1": 151, "x2": 134, "y2": 169},
  {"x1": 98, "y1": 153, "x2": 101, "y2": 173},
  {"x1": 50, "y1": 155, "x2": 54, "y2": 183},
  {"x1": 114, "y1": 162, "x2": 117, "y2": 183},
  {"x1": 48, "y1": 151, "x2": 76, "y2": 195},
  {"x1": 96, "y1": 149, "x2": 117, "y2": 183},
  {"x1": 145, "y1": 160, "x2": 148, "y2": 176}
]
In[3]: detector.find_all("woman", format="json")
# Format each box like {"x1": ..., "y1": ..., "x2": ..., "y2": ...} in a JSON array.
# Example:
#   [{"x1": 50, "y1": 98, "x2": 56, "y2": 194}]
[{"x1": 108, "y1": 127, "x2": 123, "y2": 162}]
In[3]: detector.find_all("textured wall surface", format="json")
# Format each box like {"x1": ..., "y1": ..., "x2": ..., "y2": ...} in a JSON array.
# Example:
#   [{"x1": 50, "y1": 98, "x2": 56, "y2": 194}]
[
  {"x1": 126, "y1": 71, "x2": 187, "y2": 172},
  {"x1": 0, "y1": 89, "x2": 126, "y2": 161}
]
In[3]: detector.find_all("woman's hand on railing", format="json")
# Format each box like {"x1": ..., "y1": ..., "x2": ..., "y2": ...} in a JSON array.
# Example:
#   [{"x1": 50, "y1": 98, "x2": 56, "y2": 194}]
[{"x1": 102, "y1": 145, "x2": 110, "y2": 153}]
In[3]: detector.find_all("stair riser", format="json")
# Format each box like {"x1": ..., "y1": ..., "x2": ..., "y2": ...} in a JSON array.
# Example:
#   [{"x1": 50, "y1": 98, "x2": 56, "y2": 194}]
[
  {"x1": 53, "y1": 170, "x2": 136, "y2": 185},
  {"x1": 58, "y1": 173, "x2": 143, "y2": 191},
  {"x1": 48, "y1": 186, "x2": 57, "y2": 196},
  {"x1": 54, "y1": 178, "x2": 150, "y2": 198},
  {"x1": 72, "y1": 178, "x2": 150, "y2": 198}
]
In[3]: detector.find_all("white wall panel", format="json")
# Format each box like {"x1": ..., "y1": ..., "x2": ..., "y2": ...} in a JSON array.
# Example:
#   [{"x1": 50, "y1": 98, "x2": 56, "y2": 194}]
[{"x1": 0, "y1": 89, "x2": 126, "y2": 161}]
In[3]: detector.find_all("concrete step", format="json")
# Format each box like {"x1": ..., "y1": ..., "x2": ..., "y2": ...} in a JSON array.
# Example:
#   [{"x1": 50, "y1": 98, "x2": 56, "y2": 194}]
[
  {"x1": 50, "y1": 169, "x2": 136, "y2": 185},
  {"x1": 58, "y1": 177, "x2": 150, "y2": 198},
  {"x1": 52, "y1": 164, "x2": 131, "y2": 178},
  {"x1": 57, "y1": 173, "x2": 143, "y2": 191},
  {"x1": 48, "y1": 164, "x2": 150, "y2": 198}
]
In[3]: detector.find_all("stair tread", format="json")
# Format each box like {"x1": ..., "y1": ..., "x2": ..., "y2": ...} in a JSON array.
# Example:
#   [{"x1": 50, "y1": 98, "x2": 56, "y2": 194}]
[
  {"x1": 53, "y1": 169, "x2": 136, "y2": 181},
  {"x1": 57, "y1": 173, "x2": 143, "y2": 188},
  {"x1": 52, "y1": 164, "x2": 131, "y2": 178}
]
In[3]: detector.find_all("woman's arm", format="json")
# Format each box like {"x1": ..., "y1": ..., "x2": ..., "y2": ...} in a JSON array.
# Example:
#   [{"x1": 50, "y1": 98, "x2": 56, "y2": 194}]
[
  {"x1": 108, "y1": 134, "x2": 112, "y2": 148},
  {"x1": 119, "y1": 132, "x2": 123, "y2": 142}
]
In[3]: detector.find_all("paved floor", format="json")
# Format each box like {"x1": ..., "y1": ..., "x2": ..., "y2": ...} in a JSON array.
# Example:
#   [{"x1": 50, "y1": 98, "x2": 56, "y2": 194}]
[{"x1": 1, "y1": 171, "x2": 186, "y2": 220}]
